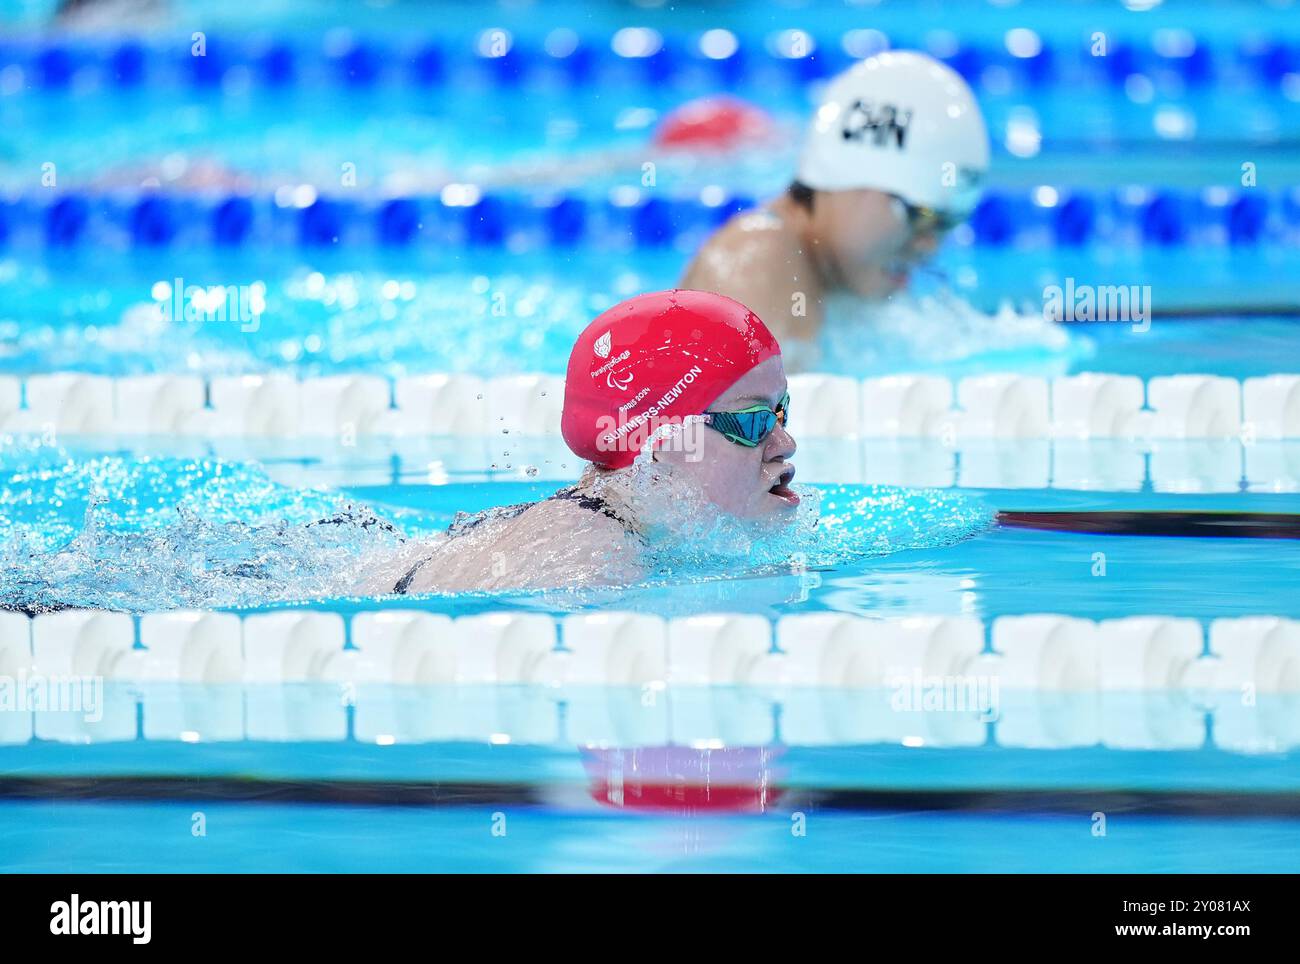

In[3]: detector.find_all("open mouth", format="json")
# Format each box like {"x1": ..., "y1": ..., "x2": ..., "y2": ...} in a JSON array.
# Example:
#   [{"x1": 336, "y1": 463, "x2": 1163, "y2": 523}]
[{"x1": 767, "y1": 465, "x2": 799, "y2": 506}]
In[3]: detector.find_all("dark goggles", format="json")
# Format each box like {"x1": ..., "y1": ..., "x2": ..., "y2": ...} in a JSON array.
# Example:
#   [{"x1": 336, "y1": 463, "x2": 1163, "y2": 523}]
[
  {"x1": 703, "y1": 392, "x2": 790, "y2": 447},
  {"x1": 890, "y1": 195, "x2": 965, "y2": 234}
]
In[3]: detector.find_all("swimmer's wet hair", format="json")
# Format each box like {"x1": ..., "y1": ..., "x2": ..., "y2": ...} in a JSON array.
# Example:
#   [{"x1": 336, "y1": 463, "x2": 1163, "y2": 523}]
[{"x1": 788, "y1": 180, "x2": 816, "y2": 212}]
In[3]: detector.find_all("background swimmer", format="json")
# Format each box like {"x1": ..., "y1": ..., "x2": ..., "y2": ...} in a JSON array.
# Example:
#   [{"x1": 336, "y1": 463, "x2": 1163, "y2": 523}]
[
  {"x1": 680, "y1": 51, "x2": 990, "y2": 368},
  {"x1": 358, "y1": 289, "x2": 799, "y2": 594}
]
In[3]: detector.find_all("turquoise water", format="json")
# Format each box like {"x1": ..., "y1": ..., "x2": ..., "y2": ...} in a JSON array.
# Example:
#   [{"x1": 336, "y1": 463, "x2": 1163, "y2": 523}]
[
  {"x1": 0, "y1": 439, "x2": 988, "y2": 612},
  {"x1": 3, "y1": 436, "x2": 1300, "y2": 619},
  {"x1": 4, "y1": 435, "x2": 1298, "y2": 873},
  {"x1": 5, "y1": 0, "x2": 1300, "y2": 192},
  {"x1": 4, "y1": 801, "x2": 1296, "y2": 873},
  {"x1": 2, "y1": 687, "x2": 1298, "y2": 871},
  {"x1": 7, "y1": 795, "x2": 1300, "y2": 878},
  {"x1": 3, "y1": 247, "x2": 1299, "y2": 380},
  {"x1": 349, "y1": 479, "x2": 1300, "y2": 624},
  {"x1": 3, "y1": 0, "x2": 1300, "y2": 873},
  {"x1": 5, "y1": 86, "x2": 1298, "y2": 191}
]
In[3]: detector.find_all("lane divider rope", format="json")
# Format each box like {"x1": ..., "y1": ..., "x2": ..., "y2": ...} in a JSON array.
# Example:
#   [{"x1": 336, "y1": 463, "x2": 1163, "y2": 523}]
[
  {"x1": 5, "y1": 186, "x2": 1297, "y2": 249},
  {"x1": 1, "y1": 610, "x2": 1295, "y2": 749},
  {"x1": 5, "y1": 31, "x2": 1295, "y2": 93},
  {"x1": 2, "y1": 370, "x2": 1297, "y2": 441}
]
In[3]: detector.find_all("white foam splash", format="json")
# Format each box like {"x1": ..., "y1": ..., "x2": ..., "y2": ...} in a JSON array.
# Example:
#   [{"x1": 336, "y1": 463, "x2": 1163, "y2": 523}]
[{"x1": 811, "y1": 289, "x2": 1089, "y2": 377}]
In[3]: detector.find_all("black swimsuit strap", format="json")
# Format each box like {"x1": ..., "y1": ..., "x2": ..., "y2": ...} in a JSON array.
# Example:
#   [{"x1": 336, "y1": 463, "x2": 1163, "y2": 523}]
[
  {"x1": 392, "y1": 554, "x2": 434, "y2": 595},
  {"x1": 548, "y1": 485, "x2": 632, "y2": 528}
]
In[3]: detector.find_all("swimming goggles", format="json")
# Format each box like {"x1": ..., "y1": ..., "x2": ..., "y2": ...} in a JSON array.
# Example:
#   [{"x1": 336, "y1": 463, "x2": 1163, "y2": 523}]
[
  {"x1": 890, "y1": 194, "x2": 964, "y2": 233},
  {"x1": 703, "y1": 392, "x2": 790, "y2": 447}
]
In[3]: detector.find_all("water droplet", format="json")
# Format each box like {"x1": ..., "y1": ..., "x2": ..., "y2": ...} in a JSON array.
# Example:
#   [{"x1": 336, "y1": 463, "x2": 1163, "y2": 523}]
[{"x1": 525, "y1": 465, "x2": 538, "y2": 477}]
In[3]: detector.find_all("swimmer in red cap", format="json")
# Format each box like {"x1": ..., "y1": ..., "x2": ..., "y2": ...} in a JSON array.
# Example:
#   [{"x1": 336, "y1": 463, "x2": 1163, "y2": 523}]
[{"x1": 365, "y1": 290, "x2": 797, "y2": 594}]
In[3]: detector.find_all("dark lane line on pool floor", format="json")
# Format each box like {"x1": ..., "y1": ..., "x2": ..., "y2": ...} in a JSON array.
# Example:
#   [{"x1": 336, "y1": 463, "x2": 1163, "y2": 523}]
[{"x1": 2, "y1": 777, "x2": 1299, "y2": 818}]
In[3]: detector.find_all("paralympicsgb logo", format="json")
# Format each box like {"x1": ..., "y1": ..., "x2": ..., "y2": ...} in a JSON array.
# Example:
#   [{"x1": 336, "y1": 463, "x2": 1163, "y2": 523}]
[
  {"x1": 842, "y1": 99, "x2": 912, "y2": 149},
  {"x1": 593, "y1": 331, "x2": 612, "y2": 359}
]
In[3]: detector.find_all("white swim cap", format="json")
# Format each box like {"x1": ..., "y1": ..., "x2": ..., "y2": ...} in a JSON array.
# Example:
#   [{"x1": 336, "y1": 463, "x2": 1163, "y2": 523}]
[{"x1": 797, "y1": 50, "x2": 990, "y2": 215}]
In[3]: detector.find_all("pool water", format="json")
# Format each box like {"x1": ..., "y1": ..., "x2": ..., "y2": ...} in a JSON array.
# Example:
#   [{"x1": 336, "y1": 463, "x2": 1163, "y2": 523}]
[
  {"x1": 4, "y1": 247, "x2": 1300, "y2": 381},
  {"x1": 3, "y1": 0, "x2": 1300, "y2": 873},
  {"x1": 5, "y1": 799, "x2": 1298, "y2": 873},
  {"x1": 6, "y1": 84, "x2": 1300, "y2": 191},
  {"x1": 3, "y1": 432, "x2": 1299, "y2": 872},
  {"x1": 4, "y1": 427, "x2": 1300, "y2": 617}
]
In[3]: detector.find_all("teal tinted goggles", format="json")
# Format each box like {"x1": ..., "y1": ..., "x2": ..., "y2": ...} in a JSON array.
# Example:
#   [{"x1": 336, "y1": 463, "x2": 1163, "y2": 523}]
[{"x1": 703, "y1": 392, "x2": 790, "y2": 447}]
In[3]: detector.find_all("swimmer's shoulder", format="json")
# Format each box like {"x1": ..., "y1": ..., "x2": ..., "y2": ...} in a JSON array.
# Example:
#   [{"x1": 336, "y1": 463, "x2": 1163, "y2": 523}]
[
  {"x1": 727, "y1": 205, "x2": 789, "y2": 234},
  {"x1": 686, "y1": 205, "x2": 794, "y2": 269},
  {"x1": 681, "y1": 204, "x2": 822, "y2": 343},
  {"x1": 509, "y1": 493, "x2": 630, "y2": 540},
  {"x1": 684, "y1": 202, "x2": 812, "y2": 280},
  {"x1": 482, "y1": 497, "x2": 642, "y2": 588}
]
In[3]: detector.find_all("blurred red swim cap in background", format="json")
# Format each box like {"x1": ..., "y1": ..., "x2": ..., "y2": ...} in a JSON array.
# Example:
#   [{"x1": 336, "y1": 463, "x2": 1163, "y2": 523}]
[{"x1": 653, "y1": 96, "x2": 776, "y2": 150}]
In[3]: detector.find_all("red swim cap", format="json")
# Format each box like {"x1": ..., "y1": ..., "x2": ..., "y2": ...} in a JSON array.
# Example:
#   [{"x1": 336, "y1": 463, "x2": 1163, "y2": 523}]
[
  {"x1": 653, "y1": 96, "x2": 776, "y2": 151},
  {"x1": 561, "y1": 290, "x2": 781, "y2": 469}
]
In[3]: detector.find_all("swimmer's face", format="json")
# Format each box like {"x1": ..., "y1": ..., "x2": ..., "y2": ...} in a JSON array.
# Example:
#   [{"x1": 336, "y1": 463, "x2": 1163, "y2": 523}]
[
  {"x1": 811, "y1": 188, "x2": 946, "y2": 298},
  {"x1": 654, "y1": 356, "x2": 798, "y2": 520}
]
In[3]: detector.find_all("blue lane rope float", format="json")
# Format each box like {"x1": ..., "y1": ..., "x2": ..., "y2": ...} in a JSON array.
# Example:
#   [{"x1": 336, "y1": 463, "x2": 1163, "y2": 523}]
[
  {"x1": 1, "y1": 33, "x2": 1297, "y2": 92},
  {"x1": 1, "y1": 187, "x2": 1297, "y2": 250}
]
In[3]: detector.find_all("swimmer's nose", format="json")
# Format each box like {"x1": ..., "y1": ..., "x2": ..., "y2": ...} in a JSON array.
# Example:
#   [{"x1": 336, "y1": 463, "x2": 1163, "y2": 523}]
[
  {"x1": 765, "y1": 421, "x2": 796, "y2": 461},
  {"x1": 908, "y1": 228, "x2": 942, "y2": 256}
]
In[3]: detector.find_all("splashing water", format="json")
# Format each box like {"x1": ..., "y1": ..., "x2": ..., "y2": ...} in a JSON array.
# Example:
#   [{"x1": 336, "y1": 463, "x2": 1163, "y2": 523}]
[
  {"x1": 0, "y1": 268, "x2": 598, "y2": 379},
  {"x1": 581, "y1": 445, "x2": 990, "y2": 586},
  {"x1": 0, "y1": 436, "x2": 989, "y2": 612},
  {"x1": 0, "y1": 439, "x2": 426, "y2": 613},
  {"x1": 808, "y1": 289, "x2": 1090, "y2": 378},
  {"x1": 1, "y1": 501, "x2": 416, "y2": 614}
]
